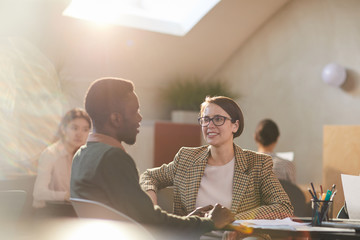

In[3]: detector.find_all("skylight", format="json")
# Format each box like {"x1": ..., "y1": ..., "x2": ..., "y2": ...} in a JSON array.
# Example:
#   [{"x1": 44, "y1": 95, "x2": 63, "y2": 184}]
[{"x1": 63, "y1": 0, "x2": 221, "y2": 36}]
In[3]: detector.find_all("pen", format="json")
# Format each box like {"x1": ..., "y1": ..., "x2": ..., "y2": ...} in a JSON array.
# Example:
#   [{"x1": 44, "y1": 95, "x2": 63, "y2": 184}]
[
  {"x1": 330, "y1": 190, "x2": 337, "y2": 201},
  {"x1": 311, "y1": 182, "x2": 318, "y2": 200},
  {"x1": 308, "y1": 188, "x2": 316, "y2": 199},
  {"x1": 330, "y1": 184, "x2": 336, "y2": 193},
  {"x1": 321, "y1": 193, "x2": 326, "y2": 201},
  {"x1": 226, "y1": 223, "x2": 253, "y2": 235},
  {"x1": 320, "y1": 185, "x2": 323, "y2": 195},
  {"x1": 324, "y1": 190, "x2": 332, "y2": 201}
]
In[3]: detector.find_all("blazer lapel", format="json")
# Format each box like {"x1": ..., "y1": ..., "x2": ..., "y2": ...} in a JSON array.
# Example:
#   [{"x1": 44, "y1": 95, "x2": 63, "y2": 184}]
[
  {"x1": 231, "y1": 145, "x2": 250, "y2": 213},
  {"x1": 184, "y1": 147, "x2": 209, "y2": 213}
]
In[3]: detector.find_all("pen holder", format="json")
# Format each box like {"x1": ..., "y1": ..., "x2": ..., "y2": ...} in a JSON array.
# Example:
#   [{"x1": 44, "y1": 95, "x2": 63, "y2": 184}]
[{"x1": 311, "y1": 200, "x2": 333, "y2": 226}]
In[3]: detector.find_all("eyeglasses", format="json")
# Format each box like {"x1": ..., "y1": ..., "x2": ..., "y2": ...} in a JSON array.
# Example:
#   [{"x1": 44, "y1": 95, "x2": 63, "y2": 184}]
[{"x1": 198, "y1": 115, "x2": 232, "y2": 127}]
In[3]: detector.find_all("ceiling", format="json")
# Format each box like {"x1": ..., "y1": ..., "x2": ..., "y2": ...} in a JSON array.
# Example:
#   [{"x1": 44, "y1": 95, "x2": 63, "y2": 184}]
[
  {"x1": 62, "y1": 0, "x2": 222, "y2": 36},
  {"x1": 0, "y1": 0, "x2": 290, "y2": 88}
]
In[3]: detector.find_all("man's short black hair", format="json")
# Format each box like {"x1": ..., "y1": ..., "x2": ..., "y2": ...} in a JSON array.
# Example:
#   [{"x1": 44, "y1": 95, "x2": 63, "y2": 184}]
[
  {"x1": 255, "y1": 119, "x2": 280, "y2": 146},
  {"x1": 84, "y1": 77, "x2": 134, "y2": 129}
]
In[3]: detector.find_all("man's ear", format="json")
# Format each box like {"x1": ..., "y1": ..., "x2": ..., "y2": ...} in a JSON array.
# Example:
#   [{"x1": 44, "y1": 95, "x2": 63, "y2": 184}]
[{"x1": 109, "y1": 112, "x2": 123, "y2": 127}]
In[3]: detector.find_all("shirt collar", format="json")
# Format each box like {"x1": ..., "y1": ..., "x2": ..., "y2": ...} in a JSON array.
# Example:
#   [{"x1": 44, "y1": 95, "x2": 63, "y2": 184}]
[{"x1": 87, "y1": 132, "x2": 125, "y2": 151}]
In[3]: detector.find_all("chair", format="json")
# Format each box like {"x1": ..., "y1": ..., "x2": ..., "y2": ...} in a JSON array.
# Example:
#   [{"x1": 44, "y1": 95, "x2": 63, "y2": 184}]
[
  {"x1": 70, "y1": 198, "x2": 155, "y2": 240},
  {"x1": 279, "y1": 180, "x2": 312, "y2": 217},
  {"x1": 0, "y1": 190, "x2": 27, "y2": 222},
  {"x1": 157, "y1": 187, "x2": 174, "y2": 213}
]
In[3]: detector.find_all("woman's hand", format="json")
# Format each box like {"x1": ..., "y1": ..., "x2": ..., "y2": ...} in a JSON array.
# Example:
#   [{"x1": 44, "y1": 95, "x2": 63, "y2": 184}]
[
  {"x1": 207, "y1": 203, "x2": 235, "y2": 229},
  {"x1": 187, "y1": 205, "x2": 213, "y2": 217},
  {"x1": 146, "y1": 190, "x2": 158, "y2": 205}
]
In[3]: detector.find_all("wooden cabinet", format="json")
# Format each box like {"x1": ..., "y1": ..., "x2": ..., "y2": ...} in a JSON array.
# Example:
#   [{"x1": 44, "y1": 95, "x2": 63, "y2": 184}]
[
  {"x1": 126, "y1": 121, "x2": 202, "y2": 174},
  {"x1": 323, "y1": 125, "x2": 360, "y2": 217},
  {"x1": 154, "y1": 122, "x2": 202, "y2": 167}
]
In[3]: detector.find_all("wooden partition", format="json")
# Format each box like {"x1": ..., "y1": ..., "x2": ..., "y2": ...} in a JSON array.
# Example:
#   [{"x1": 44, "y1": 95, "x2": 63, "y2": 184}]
[
  {"x1": 323, "y1": 125, "x2": 360, "y2": 218},
  {"x1": 153, "y1": 122, "x2": 202, "y2": 167}
]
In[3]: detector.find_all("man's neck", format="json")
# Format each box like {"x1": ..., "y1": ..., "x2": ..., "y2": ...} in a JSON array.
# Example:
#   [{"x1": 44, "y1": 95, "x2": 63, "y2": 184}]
[{"x1": 88, "y1": 132, "x2": 125, "y2": 151}]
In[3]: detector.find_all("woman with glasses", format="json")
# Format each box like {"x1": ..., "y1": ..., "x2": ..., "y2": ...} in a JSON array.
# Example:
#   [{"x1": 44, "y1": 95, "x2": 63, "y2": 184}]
[{"x1": 140, "y1": 96, "x2": 293, "y2": 238}]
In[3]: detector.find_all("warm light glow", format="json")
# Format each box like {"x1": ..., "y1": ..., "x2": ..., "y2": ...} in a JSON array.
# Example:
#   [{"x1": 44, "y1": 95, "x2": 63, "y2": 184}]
[
  {"x1": 63, "y1": 0, "x2": 221, "y2": 36},
  {"x1": 62, "y1": 221, "x2": 130, "y2": 240},
  {"x1": 50, "y1": 220, "x2": 152, "y2": 240},
  {"x1": 63, "y1": 0, "x2": 123, "y2": 25},
  {"x1": 0, "y1": 38, "x2": 63, "y2": 178}
]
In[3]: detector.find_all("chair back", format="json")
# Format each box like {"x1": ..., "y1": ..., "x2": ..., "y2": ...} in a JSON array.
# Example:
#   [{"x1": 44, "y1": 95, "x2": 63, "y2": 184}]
[
  {"x1": 0, "y1": 190, "x2": 27, "y2": 222},
  {"x1": 70, "y1": 198, "x2": 155, "y2": 240},
  {"x1": 279, "y1": 180, "x2": 312, "y2": 217},
  {"x1": 70, "y1": 198, "x2": 137, "y2": 222}
]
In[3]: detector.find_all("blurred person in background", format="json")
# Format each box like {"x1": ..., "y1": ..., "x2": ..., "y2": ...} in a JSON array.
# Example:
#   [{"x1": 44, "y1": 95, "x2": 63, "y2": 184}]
[
  {"x1": 254, "y1": 119, "x2": 296, "y2": 184},
  {"x1": 33, "y1": 108, "x2": 91, "y2": 217}
]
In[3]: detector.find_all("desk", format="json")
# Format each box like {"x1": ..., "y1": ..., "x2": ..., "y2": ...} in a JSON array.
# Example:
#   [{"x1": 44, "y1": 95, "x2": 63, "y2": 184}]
[
  {"x1": 253, "y1": 227, "x2": 360, "y2": 240},
  {"x1": 232, "y1": 218, "x2": 360, "y2": 240}
]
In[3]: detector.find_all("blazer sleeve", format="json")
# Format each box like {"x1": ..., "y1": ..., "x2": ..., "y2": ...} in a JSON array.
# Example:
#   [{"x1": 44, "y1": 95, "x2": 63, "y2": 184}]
[
  {"x1": 139, "y1": 150, "x2": 180, "y2": 192},
  {"x1": 234, "y1": 155, "x2": 294, "y2": 220}
]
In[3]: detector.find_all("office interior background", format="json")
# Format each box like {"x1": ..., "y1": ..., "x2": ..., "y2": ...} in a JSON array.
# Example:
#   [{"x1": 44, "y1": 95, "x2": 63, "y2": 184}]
[{"x1": 1, "y1": 0, "x2": 360, "y2": 187}]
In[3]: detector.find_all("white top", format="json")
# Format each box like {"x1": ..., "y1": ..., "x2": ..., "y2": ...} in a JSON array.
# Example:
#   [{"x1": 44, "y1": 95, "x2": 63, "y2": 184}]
[
  {"x1": 32, "y1": 140, "x2": 72, "y2": 208},
  {"x1": 195, "y1": 158, "x2": 235, "y2": 209}
]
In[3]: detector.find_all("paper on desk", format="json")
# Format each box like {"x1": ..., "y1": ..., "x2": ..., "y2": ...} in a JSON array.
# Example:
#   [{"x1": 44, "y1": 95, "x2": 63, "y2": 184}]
[
  {"x1": 233, "y1": 217, "x2": 308, "y2": 227},
  {"x1": 232, "y1": 218, "x2": 355, "y2": 233},
  {"x1": 341, "y1": 174, "x2": 360, "y2": 219}
]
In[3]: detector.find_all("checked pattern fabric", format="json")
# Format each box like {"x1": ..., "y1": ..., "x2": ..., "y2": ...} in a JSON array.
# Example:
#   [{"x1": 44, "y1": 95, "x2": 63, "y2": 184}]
[{"x1": 140, "y1": 144, "x2": 293, "y2": 220}]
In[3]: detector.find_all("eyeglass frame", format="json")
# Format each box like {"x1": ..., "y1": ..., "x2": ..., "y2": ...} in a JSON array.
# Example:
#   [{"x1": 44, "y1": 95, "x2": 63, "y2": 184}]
[{"x1": 198, "y1": 115, "x2": 233, "y2": 127}]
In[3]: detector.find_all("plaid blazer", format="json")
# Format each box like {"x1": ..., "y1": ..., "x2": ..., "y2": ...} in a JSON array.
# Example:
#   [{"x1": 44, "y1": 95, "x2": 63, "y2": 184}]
[{"x1": 140, "y1": 144, "x2": 294, "y2": 220}]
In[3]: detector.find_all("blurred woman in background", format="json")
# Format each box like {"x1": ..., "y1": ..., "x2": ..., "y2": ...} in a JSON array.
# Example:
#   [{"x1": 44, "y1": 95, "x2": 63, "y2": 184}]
[{"x1": 33, "y1": 108, "x2": 91, "y2": 217}]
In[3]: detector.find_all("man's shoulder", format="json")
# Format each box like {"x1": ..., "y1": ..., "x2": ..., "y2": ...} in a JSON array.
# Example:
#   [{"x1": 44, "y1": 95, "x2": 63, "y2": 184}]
[
  {"x1": 75, "y1": 142, "x2": 136, "y2": 174},
  {"x1": 86, "y1": 141, "x2": 124, "y2": 152},
  {"x1": 88, "y1": 142, "x2": 131, "y2": 159},
  {"x1": 76, "y1": 142, "x2": 130, "y2": 163}
]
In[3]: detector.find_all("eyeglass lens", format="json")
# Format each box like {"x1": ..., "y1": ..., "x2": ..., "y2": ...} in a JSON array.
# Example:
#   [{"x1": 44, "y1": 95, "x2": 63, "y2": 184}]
[{"x1": 199, "y1": 115, "x2": 226, "y2": 126}]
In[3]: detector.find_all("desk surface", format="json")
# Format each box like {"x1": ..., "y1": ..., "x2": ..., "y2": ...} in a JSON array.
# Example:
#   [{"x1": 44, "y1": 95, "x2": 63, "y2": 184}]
[{"x1": 233, "y1": 218, "x2": 360, "y2": 240}]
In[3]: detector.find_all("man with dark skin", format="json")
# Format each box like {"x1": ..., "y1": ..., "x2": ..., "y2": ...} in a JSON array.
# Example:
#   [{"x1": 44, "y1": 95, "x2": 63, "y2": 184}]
[{"x1": 70, "y1": 77, "x2": 234, "y2": 239}]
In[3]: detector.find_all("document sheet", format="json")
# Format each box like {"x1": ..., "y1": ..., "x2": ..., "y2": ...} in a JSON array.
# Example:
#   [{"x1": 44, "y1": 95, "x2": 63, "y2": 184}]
[{"x1": 341, "y1": 174, "x2": 360, "y2": 219}]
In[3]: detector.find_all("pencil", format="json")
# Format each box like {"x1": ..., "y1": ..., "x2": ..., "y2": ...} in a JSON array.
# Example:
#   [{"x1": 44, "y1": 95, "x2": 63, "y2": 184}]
[
  {"x1": 330, "y1": 184, "x2": 336, "y2": 193},
  {"x1": 308, "y1": 188, "x2": 316, "y2": 199},
  {"x1": 311, "y1": 182, "x2": 318, "y2": 200}
]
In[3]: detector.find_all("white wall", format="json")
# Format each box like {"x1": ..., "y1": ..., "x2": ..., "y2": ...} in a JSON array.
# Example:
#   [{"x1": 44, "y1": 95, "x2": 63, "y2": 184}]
[
  {"x1": 213, "y1": 0, "x2": 360, "y2": 185},
  {"x1": 0, "y1": 0, "x2": 290, "y2": 174}
]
